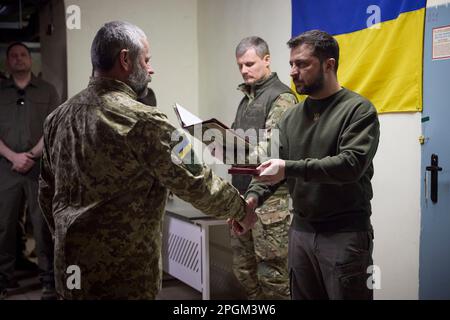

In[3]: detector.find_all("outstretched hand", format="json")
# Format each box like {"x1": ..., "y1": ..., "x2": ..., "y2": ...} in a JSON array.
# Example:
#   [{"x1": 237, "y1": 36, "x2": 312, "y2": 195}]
[{"x1": 254, "y1": 159, "x2": 285, "y2": 185}]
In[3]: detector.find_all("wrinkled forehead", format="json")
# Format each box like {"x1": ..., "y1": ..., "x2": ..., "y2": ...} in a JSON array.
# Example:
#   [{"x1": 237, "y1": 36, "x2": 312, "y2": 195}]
[{"x1": 139, "y1": 37, "x2": 150, "y2": 56}]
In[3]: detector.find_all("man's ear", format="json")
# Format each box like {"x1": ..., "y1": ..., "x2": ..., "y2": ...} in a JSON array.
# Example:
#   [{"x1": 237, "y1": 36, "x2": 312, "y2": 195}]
[
  {"x1": 263, "y1": 54, "x2": 271, "y2": 67},
  {"x1": 118, "y1": 49, "x2": 132, "y2": 72},
  {"x1": 325, "y1": 58, "x2": 336, "y2": 73}
]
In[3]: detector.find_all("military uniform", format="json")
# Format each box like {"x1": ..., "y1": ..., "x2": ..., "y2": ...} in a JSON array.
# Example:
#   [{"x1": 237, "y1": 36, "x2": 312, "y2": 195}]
[
  {"x1": 0, "y1": 75, "x2": 59, "y2": 292},
  {"x1": 39, "y1": 78, "x2": 247, "y2": 299},
  {"x1": 230, "y1": 73, "x2": 297, "y2": 299}
]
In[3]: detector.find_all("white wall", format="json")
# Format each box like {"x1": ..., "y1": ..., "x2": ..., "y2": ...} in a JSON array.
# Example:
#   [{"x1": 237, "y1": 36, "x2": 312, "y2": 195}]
[
  {"x1": 198, "y1": 0, "x2": 422, "y2": 300},
  {"x1": 197, "y1": 0, "x2": 293, "y2": 179},
  {"x1": 198, "y1": 0, "x2": 292, "y2": 126},
  {"x1": 371, "y1": 114, "x2": 421, "y2": 299},
  {"x1": 65, "y1": 0, "x2": 198, "y2": 124}
]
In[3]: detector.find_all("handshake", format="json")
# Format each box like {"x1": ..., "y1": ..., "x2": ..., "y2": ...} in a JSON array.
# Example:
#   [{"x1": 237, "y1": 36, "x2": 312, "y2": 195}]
[
  {"x1": 228, "y1": 197, "x2": 258, "y2": 236},
  {"x1": 226, "y1": 158, "x2": 287, "y2": 236}
]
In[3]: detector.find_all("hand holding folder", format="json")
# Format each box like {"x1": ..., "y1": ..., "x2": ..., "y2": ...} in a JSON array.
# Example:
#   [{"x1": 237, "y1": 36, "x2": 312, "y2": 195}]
[{"x1": 173, "y1": 103, "x2": 260, "y2": 175}]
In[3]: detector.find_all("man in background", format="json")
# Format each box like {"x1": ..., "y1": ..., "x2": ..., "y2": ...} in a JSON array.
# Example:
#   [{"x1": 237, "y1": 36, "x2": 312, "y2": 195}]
[
  {"x1": 230, "y1": 36, "x2": 297, "y2": 299},
  {"x1": 0, "y1": 42, "x2": 58, "y2": 300}
]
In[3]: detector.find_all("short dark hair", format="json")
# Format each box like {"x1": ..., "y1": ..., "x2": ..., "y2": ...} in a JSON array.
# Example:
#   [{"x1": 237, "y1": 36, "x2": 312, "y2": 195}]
[
  {"x1": 235, "y1": 36, "x2": 270, "y2": 58},
  {"x1": 6, "y1": 42, "x2": 31, "y2": 58},
  {"x1": 287, "y1": 30, "x2": 339, "y2": 73}
]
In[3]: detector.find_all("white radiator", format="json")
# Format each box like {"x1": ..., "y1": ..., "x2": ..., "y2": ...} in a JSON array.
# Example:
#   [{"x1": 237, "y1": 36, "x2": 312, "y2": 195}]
[
  {"x1": 162, "y1": 215, "x2": 203, "y2": 291},
  {"x1": 162, "y1": 213, "x2": 246, "y2": 299}
]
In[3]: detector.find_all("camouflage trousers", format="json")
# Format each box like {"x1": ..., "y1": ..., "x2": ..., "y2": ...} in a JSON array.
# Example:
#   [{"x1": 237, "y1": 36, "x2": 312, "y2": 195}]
[{"x1": 230, "y1": 196, "x2": 291, "y2": 300}]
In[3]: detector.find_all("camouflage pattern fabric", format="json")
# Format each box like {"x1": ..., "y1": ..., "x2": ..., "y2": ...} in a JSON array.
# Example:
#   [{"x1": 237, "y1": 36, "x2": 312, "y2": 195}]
[
  {"x1": 38, "y1": 77, "x2": 247, "y2": 300},
  {"x1": 231, "y1": 91, "x2": 297, "y2": 300},
  {"x1": 231, "y1": 197, "x2": 291, "y2": 299},
  {"x1": 250, "y1": 93, "x2": 298, "y2": 165}
]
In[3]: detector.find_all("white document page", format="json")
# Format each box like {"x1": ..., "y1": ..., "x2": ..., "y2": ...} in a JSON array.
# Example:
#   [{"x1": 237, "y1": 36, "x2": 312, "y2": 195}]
[{"x1": 175, "y1": 103, "x2": 203, "y2": 127}]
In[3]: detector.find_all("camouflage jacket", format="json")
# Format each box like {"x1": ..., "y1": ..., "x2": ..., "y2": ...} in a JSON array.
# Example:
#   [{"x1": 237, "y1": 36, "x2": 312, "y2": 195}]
[
  {"x1": 237, "y1": 80, "x2": 297, "y2": 223},
  {"x1": 38, "y1": 77, "x2": 246, "y2": 299}
]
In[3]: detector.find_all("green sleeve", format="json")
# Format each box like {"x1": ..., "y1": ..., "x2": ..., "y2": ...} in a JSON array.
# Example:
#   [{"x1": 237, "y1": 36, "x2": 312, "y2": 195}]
[
  {"x1": 252, "y1": 92, "x2": 297, "y2": 162},
  {"x1": 244, "y1": 96, "x2": 295, "y2": 206},
  {"x1": 285, "y1": 104, "x2": 379, "y2": 183}
]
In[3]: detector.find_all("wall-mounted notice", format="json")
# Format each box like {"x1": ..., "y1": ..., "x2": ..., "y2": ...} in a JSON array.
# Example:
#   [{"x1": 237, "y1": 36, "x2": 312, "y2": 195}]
[{"x1": 433, "y1": 24, "x2": 450, "y2": 60}]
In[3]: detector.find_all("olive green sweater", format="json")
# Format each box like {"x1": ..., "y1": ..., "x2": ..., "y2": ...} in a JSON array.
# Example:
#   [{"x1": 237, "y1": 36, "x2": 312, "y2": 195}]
[{"x1": 246, "y1": 88, "x2": 380, "y2": 232}]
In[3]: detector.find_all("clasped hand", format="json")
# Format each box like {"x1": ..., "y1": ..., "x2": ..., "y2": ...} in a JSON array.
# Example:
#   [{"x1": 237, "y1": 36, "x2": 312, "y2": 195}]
[
  {"x1": 228, "y1": 197, "x2": 258, "y2": 236},
  {"x1": 11, "y1": 152, "x2": 35, "y2": 173}
]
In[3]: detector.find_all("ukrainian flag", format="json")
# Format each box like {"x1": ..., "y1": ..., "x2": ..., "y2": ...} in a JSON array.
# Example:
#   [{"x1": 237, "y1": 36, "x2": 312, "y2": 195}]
[{"x1": 291, "y1": 0, "x2": 426, "y2": 113}]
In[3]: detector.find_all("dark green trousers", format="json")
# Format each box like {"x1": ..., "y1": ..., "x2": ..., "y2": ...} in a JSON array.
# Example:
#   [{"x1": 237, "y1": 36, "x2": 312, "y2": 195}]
[{"x1": 0, "y1": 160, "x2": 54, "y2": 288}]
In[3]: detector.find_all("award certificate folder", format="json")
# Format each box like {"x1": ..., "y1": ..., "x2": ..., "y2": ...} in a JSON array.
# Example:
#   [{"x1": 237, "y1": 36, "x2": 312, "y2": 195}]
[
  {"x1": 228, "y1": 166, "x2": 260, "y2": 176},
  {"x1": 173, "y1": 103, "x2": 252, "y2": 152}
]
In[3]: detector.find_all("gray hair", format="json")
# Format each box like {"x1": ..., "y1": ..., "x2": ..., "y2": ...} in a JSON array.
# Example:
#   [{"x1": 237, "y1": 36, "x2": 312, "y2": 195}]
[
  {"x1": 235, "y1": 36, "x2": 270, "y2": 58},
  {"x1": 91, "y1": 21, "x2": 146, "y2": 72}
]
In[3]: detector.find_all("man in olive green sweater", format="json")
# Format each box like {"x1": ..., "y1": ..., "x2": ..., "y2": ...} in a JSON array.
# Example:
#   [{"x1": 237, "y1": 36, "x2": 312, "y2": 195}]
[{"x1": 244, "y1": 30, "x2": 380, "y2": 300}]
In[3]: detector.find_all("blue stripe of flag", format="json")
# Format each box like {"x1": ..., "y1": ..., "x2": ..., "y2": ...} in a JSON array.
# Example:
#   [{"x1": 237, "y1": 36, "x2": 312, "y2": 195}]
[{"x1": 292, "y1": 0, "x2": 426, "y2": 36}]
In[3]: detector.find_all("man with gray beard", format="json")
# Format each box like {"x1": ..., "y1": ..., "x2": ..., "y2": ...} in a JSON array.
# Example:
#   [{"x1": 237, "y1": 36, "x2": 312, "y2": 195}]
[{"x1": 38, "y1": 21, "x2": 256, "y2": 299}]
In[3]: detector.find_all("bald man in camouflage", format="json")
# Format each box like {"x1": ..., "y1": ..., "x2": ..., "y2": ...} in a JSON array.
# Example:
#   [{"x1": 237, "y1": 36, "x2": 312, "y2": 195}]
[
  {"x1": 38, "y1": 21, "x2": 256, "y2": 300},
  {"x1": 230, "y1": 37, "x2": 297, "y2": 299}
]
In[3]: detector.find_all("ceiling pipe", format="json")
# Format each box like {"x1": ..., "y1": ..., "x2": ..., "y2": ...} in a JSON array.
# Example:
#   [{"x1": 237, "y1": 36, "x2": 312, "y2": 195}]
[{"x1": 19, "y1": 0, "x2": 23, "y2": 29}]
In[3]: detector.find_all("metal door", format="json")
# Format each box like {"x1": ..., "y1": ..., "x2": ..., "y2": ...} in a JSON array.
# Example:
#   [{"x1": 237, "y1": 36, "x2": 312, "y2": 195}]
[{"x1": 420, "y1": 4, "x2": 450, "y2": 299}]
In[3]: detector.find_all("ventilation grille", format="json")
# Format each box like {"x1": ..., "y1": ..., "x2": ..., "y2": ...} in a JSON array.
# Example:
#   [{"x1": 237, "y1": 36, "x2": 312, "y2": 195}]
[
  {"x1": 167, "y1": 233, "x2": 200, "y2": 273},
  {"x1": 162, "y1": 215, "x2": 203, "y2": 291}
]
